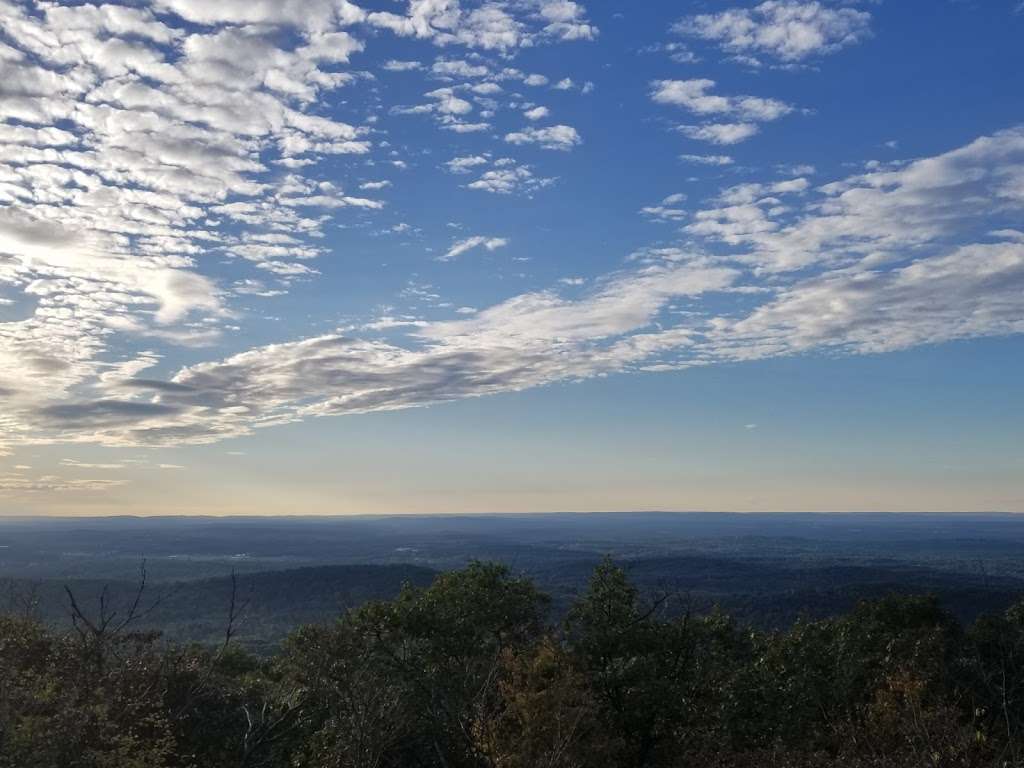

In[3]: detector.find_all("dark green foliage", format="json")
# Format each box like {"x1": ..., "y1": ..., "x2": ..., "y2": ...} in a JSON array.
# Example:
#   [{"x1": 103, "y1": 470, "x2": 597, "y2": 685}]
[
  {"x1": 1, "y1": 561, "x2": 1023, "y2": 767},
  {"x1": 0, "y1": 614, "x2": 177, "y2": 768},
  {"x1": 965, "y1": 601, "x2": 1024, "y2": 765},
  {"x1": 566, "y1": 559, "x2": 702, "y2": 766},
  {"x1": 281, "y1": 561, "x2": 549, "y2": 767}
]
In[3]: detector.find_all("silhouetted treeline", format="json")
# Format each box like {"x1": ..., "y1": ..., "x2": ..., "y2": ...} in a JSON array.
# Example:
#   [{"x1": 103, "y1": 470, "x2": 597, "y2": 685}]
[{"x1": 2, "y1": 560, "x2": 1023, "y2": 767}]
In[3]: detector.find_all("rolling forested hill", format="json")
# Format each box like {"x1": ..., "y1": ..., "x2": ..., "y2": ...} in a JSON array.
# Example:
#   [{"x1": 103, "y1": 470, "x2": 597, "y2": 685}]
[{"x1": 3, "y1": 564, "x2": 436, "y2": 652}]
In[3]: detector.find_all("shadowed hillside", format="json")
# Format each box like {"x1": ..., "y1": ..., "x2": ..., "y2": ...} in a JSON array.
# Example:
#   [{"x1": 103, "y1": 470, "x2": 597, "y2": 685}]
[{"x1": 3, "y1": 564, "x2": 436, "y2": 652}]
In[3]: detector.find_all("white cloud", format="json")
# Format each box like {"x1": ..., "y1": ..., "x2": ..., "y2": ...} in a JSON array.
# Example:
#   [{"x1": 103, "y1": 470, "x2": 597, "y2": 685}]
[
  {"x1": 680, "y1": 154, "x2": 734, "y2": 165},
  {"x1": 431, "y1": 58, "x2": 490, "y2": 78},
  {"x1": 382, "y1": 59, "x2": 422, "y2": 71},
  {"x1": 233, "y1": 279, "x2": 286, "y2": 297},
  {"x1": 689, "y1": 127, "x2": 1024, "y2": 272},
  {"x1": 641, "y1": 206, "x2": 687, "y2": 222},
  {"x1": 466, "y1": 163, "x2": 557, "y2": 195},
  {"x1": 446, "y1": 155, "x2": 491, "y2": 173},
  {"x1": 441, "y1": 120, "x2": 491, "y2": 133},
  {"x1": 653, "y1": 80, "x2": 790, "y2": 148},
  {"x1": 440, "y1": 236, "x2": 509, "y2": 262},
  {"x1": 505, "y1": 124, "x2": 582, "y2": 150},
  {"x1": 675, "y1": 1, "x2": 872, "y2": 63},
  {"x1": 641, "y1": 193, "x2": 688, "y2": 222},
  {"x1": 524, "y1": 106, "x2": 550, "y2": 121},
  {"x1": 777, "y1": 163, "x2": 816, "y2": 176},
  {"x1": 365, "y1": 0, "x2": 597, "y2": 51},
  {"x1": 651, "y1": 79, "x2": 793, "y2": 122},
  {"x1": 426, "y1": 87, "x2": 474, "y2": 115},
  {"x1": 471, "y1": 82, "x2": 503, "y2": 94},
  {"x1": 395, "y1": 94, "x2": 490, "y2": 135},
  {"x1": 710, "y1": 242, "x2": 1024, "y2": 359},
  {"x1": 35, "y1": 257, "x2": 734, "y2": 448},
  {"x1": 678, "y1": 123, "x2": 760, "y2": 145},
  {"x1": 61, "y1": 459, "x2": 125, "y2": 470},
  {"x1": 152, "y1": 0, "x2": 365, "y2": 31},
  {"x1": 0, "y1": 473, "x2": 126, "y2": 493},
  {"x1": 538, "y1": 1, "x2": 598, "y2": 41}
]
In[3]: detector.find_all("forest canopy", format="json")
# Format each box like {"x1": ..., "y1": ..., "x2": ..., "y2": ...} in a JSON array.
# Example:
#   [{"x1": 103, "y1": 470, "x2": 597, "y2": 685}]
[{"x1": 2, "y1": 560, "x2": 1023, "y2": 768}]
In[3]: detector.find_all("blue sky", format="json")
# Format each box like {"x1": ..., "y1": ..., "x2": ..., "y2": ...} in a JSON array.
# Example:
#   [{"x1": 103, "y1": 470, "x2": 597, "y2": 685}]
[{"x1": 0, "y1": 0, "x2": 1022, "y2": 515}]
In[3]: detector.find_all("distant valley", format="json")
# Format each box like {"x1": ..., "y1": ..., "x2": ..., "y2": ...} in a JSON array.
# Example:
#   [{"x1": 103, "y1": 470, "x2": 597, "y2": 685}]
[{"x1": 3, "y1": 512, "x2": 1023, "y2": 651}]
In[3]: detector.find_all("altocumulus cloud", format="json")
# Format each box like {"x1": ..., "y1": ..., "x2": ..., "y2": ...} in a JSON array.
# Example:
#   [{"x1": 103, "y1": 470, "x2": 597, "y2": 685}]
[
  {"x1": 0, "y1": 0, "x2": 598, "y2": 457},
  {"x1": 675, "y1": 1, "x2": 872, "y2": 65}
]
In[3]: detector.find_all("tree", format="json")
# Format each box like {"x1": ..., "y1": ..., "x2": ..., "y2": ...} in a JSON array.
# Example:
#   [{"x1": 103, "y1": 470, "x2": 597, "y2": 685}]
[
  {"x1": 565, "y1": 559, "x2": 700, "y2": 767},
  {"x1": 486, "y1": 636, "x2": 614, "y2": 768},
  {"x1": 282, "y1": 562, "x2": 550, "y2": 768},
  {"x1": 966, "y1": 599, "x2": 1024, "y2": 765}
]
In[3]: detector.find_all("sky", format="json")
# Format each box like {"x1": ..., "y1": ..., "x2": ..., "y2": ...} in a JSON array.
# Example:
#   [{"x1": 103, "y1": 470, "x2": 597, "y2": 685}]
[{"x1": 1, "y1": 0, "x2": 1023, "y2": 516}]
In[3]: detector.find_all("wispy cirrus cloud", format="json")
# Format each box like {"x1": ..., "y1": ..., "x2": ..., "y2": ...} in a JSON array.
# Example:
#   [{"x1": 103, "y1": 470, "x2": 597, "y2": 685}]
[
  {"x1": 0, "y1": 473, "x2": 126, "y2": 493},
  {"x1": 440, "y1": 236, "x2": 510, "y2": 262},
  {"x1": 679, "y1": 154, "x2": 735, "y2": 166}
]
